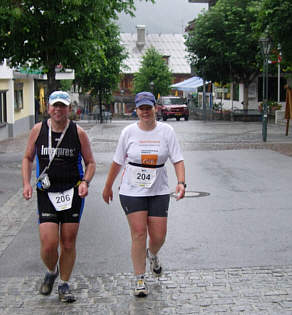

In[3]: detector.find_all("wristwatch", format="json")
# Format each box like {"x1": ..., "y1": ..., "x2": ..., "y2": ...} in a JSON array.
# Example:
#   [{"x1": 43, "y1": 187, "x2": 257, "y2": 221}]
[
  {"x1": 178, "y1": 181, "x2": 187, "y2": 188},
  {"x1": 81, "y1": 179, "x2": 90, "y2": 187}
]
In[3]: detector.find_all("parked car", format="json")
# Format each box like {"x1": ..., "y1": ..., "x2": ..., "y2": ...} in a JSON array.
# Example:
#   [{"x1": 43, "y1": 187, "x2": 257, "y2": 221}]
[{"x1": 157, "y1": 96, "x2": 189, "y2": 121}]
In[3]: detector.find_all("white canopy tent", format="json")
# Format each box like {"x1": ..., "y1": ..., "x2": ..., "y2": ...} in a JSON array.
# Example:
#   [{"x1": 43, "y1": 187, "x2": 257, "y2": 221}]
[{"x1": 171, "y1": 76, "x2": 205, "y2": 92}]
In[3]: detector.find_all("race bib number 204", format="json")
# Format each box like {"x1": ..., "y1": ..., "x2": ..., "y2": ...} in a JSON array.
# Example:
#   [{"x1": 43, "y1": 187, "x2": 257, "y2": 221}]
[{"x1": 128, "y1": 165, "x2": 157, "y2": 188}]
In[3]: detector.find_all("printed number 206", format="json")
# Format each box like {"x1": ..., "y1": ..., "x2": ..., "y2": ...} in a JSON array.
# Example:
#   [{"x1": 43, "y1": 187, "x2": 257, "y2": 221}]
[{"x1": 56, "y1": 195, "x2": 70, "y2": 203}]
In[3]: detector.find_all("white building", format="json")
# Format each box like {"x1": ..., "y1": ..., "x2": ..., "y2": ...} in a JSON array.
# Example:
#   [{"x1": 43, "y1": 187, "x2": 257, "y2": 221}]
[{"x1": 0, "y1": 60, "x2": 74, "y2": 141}]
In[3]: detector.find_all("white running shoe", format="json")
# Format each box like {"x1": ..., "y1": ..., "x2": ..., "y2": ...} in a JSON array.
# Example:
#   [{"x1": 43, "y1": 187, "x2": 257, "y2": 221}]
[
  {"x1": 134, "y1": 276, "x2": 148, "y2": 297},
  {"x1": 147, "y1": 248, "x2": 163, "y2": 277}
]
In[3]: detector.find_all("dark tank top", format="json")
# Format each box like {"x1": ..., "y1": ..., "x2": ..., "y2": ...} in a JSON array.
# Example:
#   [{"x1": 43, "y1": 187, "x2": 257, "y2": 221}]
[{"x1": 35, "y1": 119, "x2": 83, "y2": 192}]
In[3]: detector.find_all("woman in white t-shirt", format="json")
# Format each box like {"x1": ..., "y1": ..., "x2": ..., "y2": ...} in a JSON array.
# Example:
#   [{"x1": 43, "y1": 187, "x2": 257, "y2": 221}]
[{"x1": 102, "y1": 91, "x2": 185, "y2": 297}]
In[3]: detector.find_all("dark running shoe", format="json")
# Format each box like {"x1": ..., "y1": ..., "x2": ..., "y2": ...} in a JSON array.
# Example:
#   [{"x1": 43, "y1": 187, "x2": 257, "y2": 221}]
[
  {"x1": 39, "y1": 267, "x2": 59, "y2": 295},
  {"x1": 58, "y1": 283, "x2": 76, "y2": 303},
  {"x1": 134, "y1": 277, "x2": 148, "y2": 297},
  {"x1": 147, "y1": 248, "x2": 162, "y2": 277}
]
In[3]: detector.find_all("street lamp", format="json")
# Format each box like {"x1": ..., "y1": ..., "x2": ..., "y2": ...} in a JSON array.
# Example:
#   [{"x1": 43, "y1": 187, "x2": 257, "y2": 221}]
[
  {"x1": 259, "y1": 34, "x2": 271, "y2": 142},
  {"x1": 120, "y1": 89, "x2": 124, "y2": 115},
  {"x1": 150, "y1": 81, "x2": 154, "y2": 94}
]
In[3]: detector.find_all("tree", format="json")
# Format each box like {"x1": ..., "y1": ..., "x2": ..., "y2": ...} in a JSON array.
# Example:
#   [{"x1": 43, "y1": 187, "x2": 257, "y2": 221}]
[
  {"x1": 258, "y1": 0, "x2": 292, "y2": 67},
  {"x1": 134, "y1": 47, "x2": 172, "y2": 98},
  {"x1": 74, "y1": 22, "x2": 127, "y2": 123},
  {"x1": 185, "y1": 0, "x2": 262, "y2": 109},
  {"x1": 0, "y1": 0, "x2": 154, "y2": 95}
]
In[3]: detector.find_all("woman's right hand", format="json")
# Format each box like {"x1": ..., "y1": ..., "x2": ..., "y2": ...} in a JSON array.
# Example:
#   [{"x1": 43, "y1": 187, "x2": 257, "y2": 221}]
[
  {"x1": 102, "y1": 186, "x2": 113, "y2": 204},
  {"x1": 23, "y1": 183, "x2": 33, "y2": 200}
]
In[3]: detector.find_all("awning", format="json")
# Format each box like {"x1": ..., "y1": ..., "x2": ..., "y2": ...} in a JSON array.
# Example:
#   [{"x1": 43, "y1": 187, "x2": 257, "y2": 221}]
[{"x1": 171, "y1": 76, "x2": 206, "y2": 92}]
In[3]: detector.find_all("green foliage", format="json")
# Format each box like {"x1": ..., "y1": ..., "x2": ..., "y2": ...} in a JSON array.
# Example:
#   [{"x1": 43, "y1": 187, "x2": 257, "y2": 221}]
[
  {"x1": 74, "y1": 22, "x2": 127, "y2": 105},
  {"x1": 60, "y1": 80, "x2": 73, "y2": 92},
  {"x1": 134, "y1": 47, "x2": 172, "y2": 98},
  {"x1": 0, "y1": 0, "x2": 154, "y2": 93},
  {"x1": 258, "y1": 0, "x2": 292, "y2": 67},
  {"x1": 185, "y1": 0, "x2": 262, "y2": 86}
]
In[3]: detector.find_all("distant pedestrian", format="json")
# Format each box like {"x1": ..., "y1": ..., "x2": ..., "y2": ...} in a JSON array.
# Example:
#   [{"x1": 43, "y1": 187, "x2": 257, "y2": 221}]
[
  {"x1": 35, "y1": 98, "x2": 40, "y2": 123},
  {"x1": 22, "y1": 91, "x2": 96, "y2": 302},
  {"x1": 76, "y1": 107, "x2": 81, "y2": 119},
  {"x1": 102, "y1": 91, "x2": 185, "y2": 297}
]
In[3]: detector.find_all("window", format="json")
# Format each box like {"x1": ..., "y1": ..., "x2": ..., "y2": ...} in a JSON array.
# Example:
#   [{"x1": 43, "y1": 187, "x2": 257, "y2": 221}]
[
  {"x1": 14, "y1": 82, "x2": 24, "y2": 111},
  {"x1": 258, "y1": 76, "x2": 286, "y2": 102},
  {"x1": 0, "y1": 91, "x2": 7, "y2": 126},
  {"x1": 215, "y1": 87, "x2": 228, "y2": 100},
  {"x1": 162, "y1": 55, "x2": 170, "y2": 65}
]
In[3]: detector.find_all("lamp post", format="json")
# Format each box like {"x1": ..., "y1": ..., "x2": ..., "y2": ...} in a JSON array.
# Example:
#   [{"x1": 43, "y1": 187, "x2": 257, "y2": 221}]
[
  {"x1": 259, "y1": 35, "x2": 271, "y2": 142},
  {"x1": 201, "y1": 56, "x2": 207, "y2": 121},
  {"x1": 120, "y1": 89, "x2": 124, "y2": 115},
  {"x1": 150, "y1": 81, "x2": 154, "y2": 95}
]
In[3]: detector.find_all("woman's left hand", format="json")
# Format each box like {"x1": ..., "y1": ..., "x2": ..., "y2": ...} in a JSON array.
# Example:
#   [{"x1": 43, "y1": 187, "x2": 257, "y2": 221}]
[
  {"x1": 175, "y1": 183, "x2": 185, "y2": 201},
  {"x1": 78, "y1": 181, "x2": 89, "y2": 198}
]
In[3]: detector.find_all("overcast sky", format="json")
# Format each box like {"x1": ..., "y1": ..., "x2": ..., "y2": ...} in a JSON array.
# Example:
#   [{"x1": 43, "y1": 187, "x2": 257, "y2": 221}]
[{"x1": 117, "y1": 0, "x2": 208, "y2": 34}]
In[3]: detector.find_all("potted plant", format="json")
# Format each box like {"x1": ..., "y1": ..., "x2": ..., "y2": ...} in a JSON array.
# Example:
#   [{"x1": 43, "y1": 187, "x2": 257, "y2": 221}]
[
  {"x1": 268, "y1": 101, "x2": 281, "y2": 114},
  {"x1": 258, "y1": 101, "x2": 281, "y2": 113}
]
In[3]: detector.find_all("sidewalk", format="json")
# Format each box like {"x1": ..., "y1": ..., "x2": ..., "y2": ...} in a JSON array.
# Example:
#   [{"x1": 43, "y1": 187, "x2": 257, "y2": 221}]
[{"x1": 1, "y1": 120, "x2": 292, "y2": 314}]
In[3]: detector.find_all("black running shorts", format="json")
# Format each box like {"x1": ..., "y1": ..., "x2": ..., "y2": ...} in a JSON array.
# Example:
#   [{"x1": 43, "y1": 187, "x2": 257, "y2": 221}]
[
  {"x1": 37, "y1": 187, "x2": 84, "y2": 224},
  {"x1": 119, "y1": 194, "x2": 170, "y2": 217}
]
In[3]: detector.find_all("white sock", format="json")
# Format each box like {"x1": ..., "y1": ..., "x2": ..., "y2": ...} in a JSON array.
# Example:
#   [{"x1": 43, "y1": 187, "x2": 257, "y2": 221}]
[
  {"x1": 136, "y1": 274, "x2": 145, "y2": 280},
  {"x1": 47, "y1": 267, "x2": 57, "y2": 274},
  {"x1": 148, "y1": 249, "x2": 156, "y2": 258}
]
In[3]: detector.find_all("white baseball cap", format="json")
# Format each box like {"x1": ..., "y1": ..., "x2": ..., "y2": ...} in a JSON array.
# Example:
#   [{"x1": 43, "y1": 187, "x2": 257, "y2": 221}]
[{"x1": 49, "y1": 91, "x2": 71, "y2": 106}]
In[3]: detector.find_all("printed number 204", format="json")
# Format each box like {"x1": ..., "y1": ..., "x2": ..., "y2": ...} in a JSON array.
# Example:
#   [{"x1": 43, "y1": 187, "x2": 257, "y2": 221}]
[{"x1": 137, "y1": 173, "x2": 151, "y2": 181}]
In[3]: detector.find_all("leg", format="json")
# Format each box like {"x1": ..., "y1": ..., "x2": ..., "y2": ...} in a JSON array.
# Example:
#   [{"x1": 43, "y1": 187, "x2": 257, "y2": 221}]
[
  {"x1": 39, "y1": 222, "x2": 60, "y2": 295},
  {"x1": 127, "y1": 211, "x2": 148, "y2": 275},
  {"x1": 147, "y1": 216, "x2": 167, "y2": 255},
  {"x1": 147, "y1": 194, "x2": 169, "y2": 255},
  {"x1": 39, "y1": 222, "x2": 59, "y2": 271},
  {"x1": 59, "y1": 223, "x2": 79, "y2": 281}
]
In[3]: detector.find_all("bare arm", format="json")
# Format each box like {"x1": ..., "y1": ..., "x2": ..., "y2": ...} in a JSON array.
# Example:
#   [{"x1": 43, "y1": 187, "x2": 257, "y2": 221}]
[
  {"x1": 22, "y1": 123, "x2": 41, "y2": 200},
  {"x1": 102, "y1": 161, "x2": 122, "y2": 204},
  {"x1": 173, "y1": 160, "x2": 185, "y2": 201},
  {"x1": 77, "y1": 125, "x2": 96, "y2": 198}
]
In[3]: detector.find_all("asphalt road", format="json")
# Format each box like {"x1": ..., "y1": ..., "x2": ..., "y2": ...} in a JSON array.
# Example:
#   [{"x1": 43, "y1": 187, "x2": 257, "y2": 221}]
[{"x1": 1, "y1": 119, "x2": 292, "y2": 278}]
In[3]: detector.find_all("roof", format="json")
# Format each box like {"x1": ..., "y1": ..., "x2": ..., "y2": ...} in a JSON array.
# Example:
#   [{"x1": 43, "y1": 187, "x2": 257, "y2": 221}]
[{"x1": 120, "y1": 33, "x2": 191, "y2": 74}]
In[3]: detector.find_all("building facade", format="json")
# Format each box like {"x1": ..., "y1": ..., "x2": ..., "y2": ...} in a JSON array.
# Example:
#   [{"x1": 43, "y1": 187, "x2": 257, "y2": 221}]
[
  {"x1": 0, "y1": 60, "x2": 74, "y2": 141},
  {"x1": 113, "y1": 25, "x2": 192, "y2": 115}
]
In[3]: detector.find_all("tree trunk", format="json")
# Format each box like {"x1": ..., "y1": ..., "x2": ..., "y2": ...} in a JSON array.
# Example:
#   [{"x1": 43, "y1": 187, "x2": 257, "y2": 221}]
[
  {"x1": 99, "y1": 93, "x2": 103, "y2": 124},
  {"x1": 47, "y1": 66, "x2": 58, "y2": 97},
  {"x1": 243, "y1": 83, "x2": 249, "y2": 111}
]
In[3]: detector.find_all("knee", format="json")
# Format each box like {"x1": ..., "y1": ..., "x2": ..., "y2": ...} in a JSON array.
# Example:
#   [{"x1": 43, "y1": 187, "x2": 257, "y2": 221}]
[
  {"x1": 60, "y1": 237, "x2": 76, "y2": 251},
  {"x1": 151, "y1": 233, "x2": 166, "y2": 245},
  {"x1": 149, "y1": 230, "x2": 166, "y2": 245},
  {"x1": 41, "y1": 240, "x2": 58, "y2": 255},
  {"x1": 131, "y1": 227, "x2": 147, "y2": 243}
]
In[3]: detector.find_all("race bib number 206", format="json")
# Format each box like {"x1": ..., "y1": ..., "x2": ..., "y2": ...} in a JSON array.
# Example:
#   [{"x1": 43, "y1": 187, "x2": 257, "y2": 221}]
[{"x1": 48, "y1": 188, "x2": 74, "y2": 211}]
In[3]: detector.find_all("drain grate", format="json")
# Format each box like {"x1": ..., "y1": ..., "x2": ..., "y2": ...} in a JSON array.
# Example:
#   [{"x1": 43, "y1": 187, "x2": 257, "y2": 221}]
[{"x1": 171, "y1": 191, "x2": 210, "y2": 198}]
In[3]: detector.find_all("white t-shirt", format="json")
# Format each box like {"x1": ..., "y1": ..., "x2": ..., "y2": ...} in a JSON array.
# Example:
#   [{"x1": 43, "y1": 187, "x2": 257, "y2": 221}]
[{"x1": 113, "y1": 122, "x2": 184, "y2": 196}]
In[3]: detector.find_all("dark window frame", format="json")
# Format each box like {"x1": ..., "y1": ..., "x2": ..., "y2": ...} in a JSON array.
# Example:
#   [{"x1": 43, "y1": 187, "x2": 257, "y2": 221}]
[
  {"x1": 14, "y1": 81, "x2": 24, "y2": 111},
  {"x1": 0, "y1": 90, "x2": 7, "y2": 127}
]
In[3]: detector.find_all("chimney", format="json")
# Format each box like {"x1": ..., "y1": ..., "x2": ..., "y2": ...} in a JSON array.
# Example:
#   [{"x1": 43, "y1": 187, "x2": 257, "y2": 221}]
[{"x1": 136, "y1": 25, "x2": 146, "y2": 49}]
